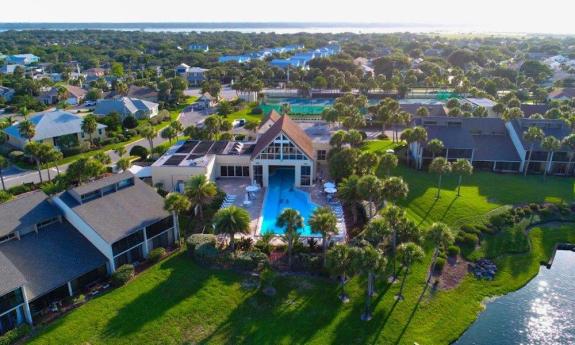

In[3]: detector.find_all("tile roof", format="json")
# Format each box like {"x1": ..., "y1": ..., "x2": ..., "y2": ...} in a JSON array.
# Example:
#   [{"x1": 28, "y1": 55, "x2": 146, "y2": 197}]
[
  {"x1": 3, "y1": 110, "x2": 106, "y2": 141},
  {"x1": 0, "y1": 221, "x2": 107, "y2": 300},
  {"x1": 251, "y1": 114, "x2": 314, "y2": 159},
  {"x1": 64, "y1": 84, "x2": 87, "y2": 99},
  {"x1": 0, "y1": 190, "x2": 61, "y2": 237}
]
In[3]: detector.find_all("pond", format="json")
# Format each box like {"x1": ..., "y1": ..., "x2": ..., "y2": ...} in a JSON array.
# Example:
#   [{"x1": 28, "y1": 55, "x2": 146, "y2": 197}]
[{"x1": 455, "y1": 250, "x2": 575, "y2": 345}]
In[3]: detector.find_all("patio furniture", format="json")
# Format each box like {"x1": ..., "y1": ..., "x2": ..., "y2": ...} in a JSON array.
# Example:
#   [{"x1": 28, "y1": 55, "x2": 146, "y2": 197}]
[
  {"x1": 323, "y1": 182, "x2": 336, "y2": 189},
  {"x1": 243, "y1": 194, "x2": 252, "y2": 207},
  {"x1": 324, "y1": 187, "x2": 337, "y2": 194}
]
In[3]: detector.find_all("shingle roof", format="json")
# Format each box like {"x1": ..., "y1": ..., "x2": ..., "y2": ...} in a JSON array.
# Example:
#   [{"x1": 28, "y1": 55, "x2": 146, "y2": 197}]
[
  {"x1": 3, "y1": 110, "x2": 106, "y2": 141},
  {"x1": 71, "y1": 171, "x2": 134, "y2": 195},
  {"x1": 64, "y1": 84, "x2": 87, "y2": 99},
  {"x1": 520, "y1": 104, "x2": 550, "y2": 117},
  {"x1": 400, "y1": 104, "x2": 446, "y2": 117},
  {"x1": 94, "y1": 97, "x2": 158, "y2": 116},
  {"x1": 0, "y1": 190, "x2": 61, "y2": 237},
  {"x1": 548, "y1": 88, "x2": 575, "y2": 99},
  {"x1": 59, "y1": 174, "x2": 170, "y2": 244},
  {"x1": 0, "y1": 221, "x2": 107, "y2": 300},
  {"x1": 0, "y1": 251, "x2": 26, "y2": 296},
  {"x1": 510, "y1": 118, "x2": 573, "y2": 151},
  {"x1": 415, "y1": 117, "x2": 521, "y2": 162},
  {"x1": 251, "y1": 114, "x2": 314, "y2": 159}
]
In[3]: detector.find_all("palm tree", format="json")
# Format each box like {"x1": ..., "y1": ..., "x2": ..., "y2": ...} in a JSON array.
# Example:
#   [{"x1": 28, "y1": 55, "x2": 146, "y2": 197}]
[
  {"x1": 164, "y1": 192, "x2": 191, "y2": 241},
  {"x1": 350, "y1": 245, "x2": 386, "y2": 321},
  {"x1": 81, "y1": 115, "x2": 98, "y2": 147},
  {"x1": 541, "y1": 136, "x2": 561, "y2": 181},
  {"x1": 326, "y1": 245, "x2": 353, "y2": 302},
  {"x1": 276, "y1": 208, "x2": 303, "y2": 270},
  {"x1": 363, "y1": 217, "x2": 392, "y2": 249},
  {"x1": 170, "y1": 120, "x2": 184, "y2": 136},
  {"x1": 358, "y1": 175, "x2": 383, "y2": 219},
  {"x1": 426, "y1": 222, "x2": 455, "y2": 285},
  {"x1": 116, "y1": 157, "x2": 131, "y2": 172},
  {"x1": 329, "y1": 130, "x2": 346, "y2": 149},
  {"x1": 18, "y1": 120, "x2": 36, "y2": 143},
  {"x1": 400, "y1": 128, "x2": 414, "y2": 165},
  {"x1": 379, "y1": 153, "x2": 398, "y2": 177},
  {"x1": 337, "y1": 175, "x2": 362, "y2": 224},
  {"x1": 562, "y1": 134, "x2": 575, "y2": 175},
  {"x1": 0, "y1": 156, "x2": 7, "y2": 191},
  {"x1": 396, "y1": 242, "x2": 425, "y2": 300},
  {"x1": 382, "y1": 176, "x2": 409, "y2": 206},
  {"x1": 161, "y1": 126, "x2": 177, "y2": 144},
  {"x1": 115, "y1": 146, "x2": 127, "y2": 158},
  {"x1": 451, "y1": 159, "x2": 473, "y2": 196},
  {"x1": 203, "y1": 115, "x2": 224, "y2": 140},
  {"x1": 411, "y1": 127, "x2": 428, "y2": 169},
  {"x1": 345, "y1": 130, "x2": 363, "y2": 148},
  {"x1": 523, "y1": 126, "x2": 544, "y2": 176},
  {"x1": 426, "y1": 139, "x2": 444, "y2": 159},
  {"x1": 184, "y1": 175, "x2": 217, "y2": 220},
  {"x1": 381, "y1": 205, "x2": 408, "y2": 280},
  {"x1": 138, "y1": 125, "x2": 158, "y2": 153},
  {"x1": 321, "y1": 107, "x2": 339, "y2": 127},
  {"x1": 357, "y1": 151, "x2": 379, "y2": 176},
  {"x1": 42, "y1": 147, "x2": 62, "y2": 181},
  {"x1": 416, "y1": 106, "x2": 429, "y2": 117},
  {"x1": 24, "y1": 142, "x2": 49, "y2": 183},
  {"x1": 429, "y1": 157, "x2": 451, "y2": 199},
  {"x1": 309, "y1": 207, "x2": 338, "y2": 266},
  {"x1": 214, "y1": 206, "x2": 251, "y2": 250}
]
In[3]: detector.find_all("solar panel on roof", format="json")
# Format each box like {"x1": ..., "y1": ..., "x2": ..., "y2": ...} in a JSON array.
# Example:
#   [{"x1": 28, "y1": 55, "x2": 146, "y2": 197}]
[
  {"x1": 192, "y1": 141, "x2": 214, "y2": 154},
  {"x1": 186, "y1": 154, "x2": 204, "y2": 160},
  {"x1": 162, "y1": 155, "x2": 186, "y2": 166},
  {"x1": 176, "y1": 140, "x2": 199, "y2": 154},
  {"x1": 208, "y1": 141, "x2": 228, "y2": 154}
]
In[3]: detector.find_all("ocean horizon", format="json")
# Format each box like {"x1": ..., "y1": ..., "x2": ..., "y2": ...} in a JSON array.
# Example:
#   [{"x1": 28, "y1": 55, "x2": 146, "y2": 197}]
[{"x1": 0, "y1": 22, "x2": 571, "y2": 35}]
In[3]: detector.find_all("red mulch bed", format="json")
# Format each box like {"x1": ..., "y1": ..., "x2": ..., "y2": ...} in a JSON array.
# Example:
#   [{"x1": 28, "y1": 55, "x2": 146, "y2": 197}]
[{"x1": 436, "y1": 255, "x2": 470, "y2": 290}]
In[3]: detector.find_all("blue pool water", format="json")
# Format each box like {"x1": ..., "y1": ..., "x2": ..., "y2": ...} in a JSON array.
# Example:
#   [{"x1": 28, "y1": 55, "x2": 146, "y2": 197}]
[{"x1": 260, "y1": 169, "x2": 319, "y2": 237}]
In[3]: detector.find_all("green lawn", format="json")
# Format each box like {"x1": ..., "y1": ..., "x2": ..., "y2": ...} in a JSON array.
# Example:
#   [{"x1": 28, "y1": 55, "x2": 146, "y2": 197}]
[
  {"x1": 27, "y1": 139, "x2": 575, "y2": 345},
  {"x1": 363, "y1": 139, "x2": 405, "y2": 154},
  {"x1": 29, "y1": 223, "x2": 575, "y2": 345},
  {"x1": 222, "y1": 106, "x2": 263, "y2": 123}
]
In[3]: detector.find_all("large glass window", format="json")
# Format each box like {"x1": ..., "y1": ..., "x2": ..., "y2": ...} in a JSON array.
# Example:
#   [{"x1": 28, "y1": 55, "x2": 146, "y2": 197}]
[
  {"x1": 146, "y1": 216, "x2": 174, "y2": 239},
  {"x1": 219, "y1": 165, "x2": 249, "y2": 177},
  {"x1": 253, "y1": 165, "x2": 263, "y2": 186},
  {"x1": 317, "y1": 150, "x2": 327, "y2": 160},
  {"x1": 300, "y1": 166, "x2": 311, "y2": 186},
  {"x1": 256, "y1": 135, "x2": 308, "y2": 160},
  {"x1": 0, "y1": 289, "x2": 24, "y2": 315},
  {"x1": 112, "y1": 230, "x2": 144, "y2": 256},
  {"x1": 0, "y1": 306, "x2": 24, "y2": 335},
  {"x1": 114, "y1": 245, "x2": 144, "y2": 268}
]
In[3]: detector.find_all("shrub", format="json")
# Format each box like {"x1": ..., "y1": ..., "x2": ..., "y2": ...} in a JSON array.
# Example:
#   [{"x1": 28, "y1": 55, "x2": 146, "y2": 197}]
[
  {"x1": 122, "y1": 115, "x2": 138, "y2": 129},
  {"x1": 129, "y1": 145, "x2": 149, "y2": 160},
  {"x1": 488, "y1": 212, "x2": 515, "y2": 231},
  {"x1": 194, "y1": 243, "x2": 219, "y2": 264},
  {"x1": 447, "y1": 245, "x2": 461, "y2": 257},
  {"x1": 377, "y1": 133, "x2": 389, "y2": 140},
  {"x1": 0, "y1": 324, "x2": 32, "y2": 345},
  {"x1": 149, "y1": 247, "x2": 166, "y2": 263},
  {"x1": 457, "y1": 232, "x2": 479, "y2": 246},
  {"x1": 460, "y1": 224, "x2": 481, "y2": 235},
  {"x1": 539, "y1": 206, "x2": 557, "y2": 220},
  {"x1": 295, "y1": 253, "x2": 323, "y2": 273},
  {"x1": 186, "y1": 234, "x2": 216, "y2": 255},
  {"x1": 434, "y1": 257, "x2": 446, "y2": 273},
  {"x1": 7, "y1": 183, "x2": 35, "y2": 196},
  {"x1": 251, "y1": 106, "x2": 263, "y2": 115},
  {"x1": 8, "y1": 150, "x2": 24, "y2": 161},
  {"x1": 111, "y1": 264, "x2": 134, "y2": 287},
  {"x1": 0, "y1": 190, "x2": 12, "y2": 204},
  {"x1": 236, "y1": 237, "x2": 254, "y2": 252},
  {"x1": 232, "y1": 251, "x2": 268, "y2": 271}
]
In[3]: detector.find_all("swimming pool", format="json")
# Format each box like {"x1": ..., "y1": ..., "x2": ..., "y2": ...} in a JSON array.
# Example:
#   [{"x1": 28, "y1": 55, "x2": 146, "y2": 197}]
[{"x1": 260, "y1": 168, "x2": 319, "y2": 237}]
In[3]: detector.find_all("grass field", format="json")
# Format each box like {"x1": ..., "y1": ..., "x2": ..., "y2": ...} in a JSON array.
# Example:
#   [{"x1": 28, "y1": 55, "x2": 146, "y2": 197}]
[
  {"x1": 222, "y1": 106, "x2": 262, "y2": 123},
  {"x1": 29, "y1": 223, "x2": 575, "y2": 345},
  {"x1": 27, "y1": 139, "x2": 575, "y2": 345}
]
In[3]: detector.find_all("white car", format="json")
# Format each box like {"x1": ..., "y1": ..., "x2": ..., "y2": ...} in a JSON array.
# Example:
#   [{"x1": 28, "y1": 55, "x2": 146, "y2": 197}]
[{"x1": 232, "y1": 118, "x2": 246, "y2": 128}]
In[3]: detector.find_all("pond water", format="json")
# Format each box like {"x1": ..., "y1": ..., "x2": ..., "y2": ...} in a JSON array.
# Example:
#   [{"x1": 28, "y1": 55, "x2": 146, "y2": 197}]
[{"x1": 455, "y1": 250, "x2": 575, "y2": 345}]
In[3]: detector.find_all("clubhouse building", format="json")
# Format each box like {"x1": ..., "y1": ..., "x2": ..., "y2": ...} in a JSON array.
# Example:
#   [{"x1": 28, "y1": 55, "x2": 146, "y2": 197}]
[
  {"x1": 0, "y1": 172, "x2": 177, "y2": 334},
  {"x1": 151, "y1": 112, "x2": 331, "y2": 191}
]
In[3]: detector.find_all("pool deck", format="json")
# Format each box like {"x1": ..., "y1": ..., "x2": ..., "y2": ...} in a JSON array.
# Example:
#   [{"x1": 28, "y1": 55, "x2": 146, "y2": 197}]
[{"x1": 216, "y1": 178, "x2": 264, "y2": 236}]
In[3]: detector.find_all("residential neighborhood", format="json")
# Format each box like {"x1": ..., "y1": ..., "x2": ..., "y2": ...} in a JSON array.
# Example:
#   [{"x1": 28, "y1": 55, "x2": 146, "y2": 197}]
[{"x1": 0, "y1": 15, "x2": 574, "y2": 345}]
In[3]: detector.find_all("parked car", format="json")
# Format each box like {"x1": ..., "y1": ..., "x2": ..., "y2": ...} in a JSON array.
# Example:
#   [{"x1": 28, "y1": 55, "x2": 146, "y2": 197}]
[{"x1": 232, "y1": 118, "x2": 246, "y2": 128}]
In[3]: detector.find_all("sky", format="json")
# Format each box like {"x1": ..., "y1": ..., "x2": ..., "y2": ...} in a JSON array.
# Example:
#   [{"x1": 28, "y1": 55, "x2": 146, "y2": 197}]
[{"x1": 1, "y1": 0, "x2": 574, "y2": 34}]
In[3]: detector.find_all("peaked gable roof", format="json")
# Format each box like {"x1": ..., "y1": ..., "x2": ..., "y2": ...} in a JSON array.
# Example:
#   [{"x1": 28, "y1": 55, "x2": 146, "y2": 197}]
[
  {"x1": 251, "y1": 114, "x2": 314, "y2": 159},
  {"x1": 3, "y1": 110, "x2": 106, "y2": 141},
  {"x1": 258, "y1": 109, "x2": 281, "y2": 128}
]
